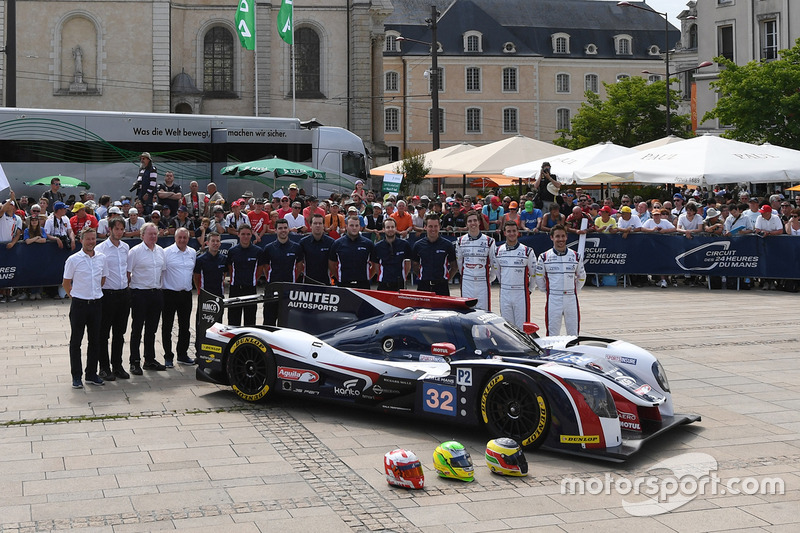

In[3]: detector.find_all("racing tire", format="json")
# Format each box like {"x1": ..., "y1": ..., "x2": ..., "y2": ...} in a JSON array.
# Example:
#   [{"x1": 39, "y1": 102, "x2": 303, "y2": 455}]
[
  {"x1": 480, "y1": 370, "x2": 550, "y2": 448},
  {"x1": 225, "y1": 335, "x2": 276, "y2": 402}
]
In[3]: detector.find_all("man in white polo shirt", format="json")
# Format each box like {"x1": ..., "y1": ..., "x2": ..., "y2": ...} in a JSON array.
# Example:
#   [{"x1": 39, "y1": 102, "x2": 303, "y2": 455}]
[
  {"x1": 63, "y1": 227, "x2": 107, "y2": 389},
  {"x1": 127, "y1": 222, "x2": 167, "y2": 374},
  {"x1": 95, "y1": 217, "x2": 131, "y2": 380},
  {"x1": 161, "y1": 227, "x2": 197, "y2": 367}
]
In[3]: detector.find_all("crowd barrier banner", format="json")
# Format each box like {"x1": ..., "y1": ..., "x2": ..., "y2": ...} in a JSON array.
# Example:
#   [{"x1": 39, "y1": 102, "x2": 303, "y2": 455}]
[{"x1": 1, "y1": 232, "x2": 798, "y2": 289}]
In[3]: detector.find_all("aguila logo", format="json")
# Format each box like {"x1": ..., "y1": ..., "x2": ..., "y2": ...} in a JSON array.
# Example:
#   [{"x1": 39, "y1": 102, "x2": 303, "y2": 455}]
[{"x1": 277, "y1": 367, "x2": 319, "y2": 383}]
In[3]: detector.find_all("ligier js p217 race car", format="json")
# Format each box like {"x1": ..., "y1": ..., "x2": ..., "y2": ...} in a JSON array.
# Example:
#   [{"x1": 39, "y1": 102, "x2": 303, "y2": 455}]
[{"x1": 196, "y1": 283, "x2": 700, "y2": 462}]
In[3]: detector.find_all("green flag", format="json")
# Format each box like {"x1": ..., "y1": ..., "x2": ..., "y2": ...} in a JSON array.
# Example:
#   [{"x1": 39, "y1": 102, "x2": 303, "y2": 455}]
[
  {"x1": 235, "y1": 0, "x2": 255, "y2": 50},
  {"x1": 277, "y1": 0, "x2": 293, "y2": 45}
]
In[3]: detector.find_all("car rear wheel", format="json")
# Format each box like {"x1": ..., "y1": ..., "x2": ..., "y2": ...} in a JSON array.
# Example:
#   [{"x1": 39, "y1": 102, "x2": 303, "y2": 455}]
[
  {"x1": 480, "y1": 370, "x2": 550, "y2": 448},
  {"x1": 225, "y1": 335, "x2": 276, "y2": 402}
]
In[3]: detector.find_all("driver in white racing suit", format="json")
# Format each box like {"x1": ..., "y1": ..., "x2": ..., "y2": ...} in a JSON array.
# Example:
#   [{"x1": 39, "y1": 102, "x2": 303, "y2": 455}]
[
  {"x1": 534, "y1": 224, "x2": 586, "y2": 336},
  {"x1": 494, "y1": 220, "x2": 536, "y2": 328},
  {"x1": 456, "y1": 210, "x2": 496, "y2": 310}
]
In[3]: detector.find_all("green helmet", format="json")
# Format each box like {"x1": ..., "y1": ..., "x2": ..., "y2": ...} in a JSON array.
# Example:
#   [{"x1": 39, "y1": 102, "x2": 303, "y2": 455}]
[{"x1": 433, "y1": 441, "x2": 474, "y2": 482}]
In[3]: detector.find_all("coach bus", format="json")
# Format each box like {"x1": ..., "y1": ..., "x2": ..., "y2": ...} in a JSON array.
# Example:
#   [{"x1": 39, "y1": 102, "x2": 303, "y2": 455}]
[{"x1": 0, "y1": 108, "x2": 368, "y2": 200}]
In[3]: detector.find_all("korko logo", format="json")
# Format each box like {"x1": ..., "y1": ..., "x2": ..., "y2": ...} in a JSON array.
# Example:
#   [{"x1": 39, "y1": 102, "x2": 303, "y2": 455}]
[
  {"x1": 334, "y1": 378, "x2": 362, "y2": 396},
  {"x1": 277, "y1": 367, "x2": 319, "y2": 383}
]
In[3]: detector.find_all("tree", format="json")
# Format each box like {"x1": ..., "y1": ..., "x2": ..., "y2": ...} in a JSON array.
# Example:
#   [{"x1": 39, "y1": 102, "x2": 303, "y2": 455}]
[
  {"x1": 554, "y1": 77, "x2": 693, "y2": 149},
  {"x1": 703, "y1": 39, "x2": 800, "y2": 149},
  {"x1": 395, "y1": 150, "x2": 431, "y2": 195}
]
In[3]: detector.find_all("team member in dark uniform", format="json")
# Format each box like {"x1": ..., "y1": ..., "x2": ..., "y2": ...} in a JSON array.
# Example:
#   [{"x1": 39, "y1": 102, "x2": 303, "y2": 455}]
[
  {"x1": 300, "y1": 213, "x2": 334, "y2": 285},
  {"x1": 193, "y1": 231, "x2": 227, "y2": 355},
  {"x1": 329, "y1": 215, "x2": 373, "y2": 289},
  {"x1": 371, "y1": 217, "x2": 411, "y2": 291},
  {"x1": 411, "y1": 213, "x2": 458, "y2": 296},
  {"x1": 260, "y1": 219, "x2": 304, "y2": 325},
  {"x1": 225, "y1": 224, "x2": 261, "y2": 325}
]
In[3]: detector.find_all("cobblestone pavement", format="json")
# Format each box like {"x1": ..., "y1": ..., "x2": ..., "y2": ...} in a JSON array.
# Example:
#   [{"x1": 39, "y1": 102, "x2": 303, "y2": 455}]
[{"x1": 0, "y1": 283, "x2": 798, "y2": 532}]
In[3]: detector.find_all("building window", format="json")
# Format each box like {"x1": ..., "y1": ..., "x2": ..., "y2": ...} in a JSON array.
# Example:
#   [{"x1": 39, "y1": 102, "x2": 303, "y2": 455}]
[
  {"x1": 385, "y1": 71, "x2": 399, "y2": 92},
  {"x1": 385, "y1": 31, "x2": 400, "y2": 52},
  {"x1": 294, "y1": 27, "x2": 322, "y2": 98},
  {"x1": 556, "y1": 108, "x2": 571, "y2": 132},
  {"x1": 428, "y1": 67, "x2": 444, "y2": 93},
  {"x1": 466, "y1": 67, "x2": 481, "y2": 92},
  {"x1": 502, "y1": 67, "x2": 518, "y2": 92},
  {"x1": 429, "y1": 107, "x2": 444, "y2": 134},
  {"x1": 556, "y1": 73, "x2": 570, "y2": 94},
  {"x1": 648, "y1": 74, "x2": 662, "y2": 84},
  {"x1": 614, "y1": 34, "x2": 632, "y2": 55},
  {"x1": 688, "y1": 24, "x2": 698, "y2": 49},
  {"x1": 718, "y1": 25, "x2": 734, "y2": 61},
  {"x1": 203, "y1": 27, "x2": 234, "y2": 94},
  {"x1": 464, "y1": 31, "x2": 483, "y2": 52},
  {"x1": 762, "y1": 19, "x2": 778, "y2": 60},
  {"x1": 385, "y1": 107, "x2": 400, "y2": 133},
  {"x1": 466, "y1": 107, "x2": 482, "y2": 133},
  {"x1": 585, "y1": 74, "x2": 599, "y2": 93},
  {"x1": 585, "y1": 43, "x2": 598, "y2": 55},
  {"x1": 503, "y1": 108, "x2": 518, "y2": 134},
  {"x1": 552, "y1": 33, "x2": 570, "y2": 54},
  {"x1": 617, "y1": 74, "x2": 631, "y2": 82}
]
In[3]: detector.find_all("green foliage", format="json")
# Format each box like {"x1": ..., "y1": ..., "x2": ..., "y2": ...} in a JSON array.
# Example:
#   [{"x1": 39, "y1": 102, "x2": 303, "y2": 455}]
[
  {"x1": 554, "y1": 77, "x2": 693, "y2": 149},
  {"x1": 703, "y1": 38, "x2": 800, "y2": 149},
  {"x1": 395, "y1": 150, "x2": 431, "y2": 195},
  {"x1": 617, "y1": 184, "x2": 674, "y2": 204}
]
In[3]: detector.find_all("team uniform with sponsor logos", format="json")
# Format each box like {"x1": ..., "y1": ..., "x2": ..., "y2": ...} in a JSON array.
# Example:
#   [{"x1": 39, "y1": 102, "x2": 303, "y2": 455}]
[
  {"x1": 261, "y1": 239, "x2": 304, "y2": 325},
  {"x1": 412, "y1": 237, "x2": 456, "y2": 296},
  {"x1": 329, "y1": 234, "x2": 373, "y2": 288},
  {"x1": 455, "y1": 233, "x2": 496, "y2": 310},
  {"x1": 300, "y1": 233, "x2": 334, "y2": 285},
  {"x1": 226, "y1": 242, "x2": 262, "y2": 326},
  {"x1": 494, "y1": 242, "x2": 536, "y2": 328},
  {"x1": 371, "y1": 237, "x2": 412, "y2": 291},
  {"x1": 533, "y1": 247, "x2": 586, "y2": 336}
]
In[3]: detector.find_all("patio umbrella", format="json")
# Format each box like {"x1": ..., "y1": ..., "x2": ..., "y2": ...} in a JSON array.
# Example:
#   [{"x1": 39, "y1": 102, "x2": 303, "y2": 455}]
[
  {"x1": 469, "y1": 177, "x2": 499, "y2": 189},
  {"x1": 786, "y1": 184, "x2": 800, "y2": 192},
  {"x1": 221, "y1": 157, "x2": 326, "y2": 180},
  {"x1": 25, "y1": 175, "x2": 91, "y2": 190},
  {"x1": 502, "y1": 141, "x2": 636, "y2": 184},
  {"x1": 633, "y1": 135, "x2": 688, "y2": 151},
  {"x1": 574, "y1": 135, "x2": 800, "y2": 185},
  {"x1": 369, "y1": 143, "x2": 476, "y2": 177},
  {"x1": 430, "y1": 135, "x2": 570, "y2": 176}
]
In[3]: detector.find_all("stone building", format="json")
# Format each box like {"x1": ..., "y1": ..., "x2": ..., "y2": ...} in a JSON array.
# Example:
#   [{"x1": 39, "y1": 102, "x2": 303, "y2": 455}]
[
  {"x1": 382, "y1": 0, "x2": 679, "y2": 159},
  {"x1": 0, "y1": 0, "x2": 391, "y2": 160}
]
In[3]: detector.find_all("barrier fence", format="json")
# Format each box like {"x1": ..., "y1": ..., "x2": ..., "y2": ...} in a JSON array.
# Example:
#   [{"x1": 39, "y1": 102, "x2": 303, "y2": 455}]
[{"x1": 1, "y1": 233, "x2": 798, "y2": 289}]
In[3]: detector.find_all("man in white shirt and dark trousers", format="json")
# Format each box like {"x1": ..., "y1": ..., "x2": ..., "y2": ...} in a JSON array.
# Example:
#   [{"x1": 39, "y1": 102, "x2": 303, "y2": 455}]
[
  {"x1": 127, "y1": 223, "x2": 167, "y2": 374},
  {"x1": 95, "y1": 218, "x2": 131, "y2": 380},
  {"x1": 63, "y1": 227, "x2": 107, "y2": 389},
  {"x1": 161, "y1": 227, "x2": 197, "y2": 367}
]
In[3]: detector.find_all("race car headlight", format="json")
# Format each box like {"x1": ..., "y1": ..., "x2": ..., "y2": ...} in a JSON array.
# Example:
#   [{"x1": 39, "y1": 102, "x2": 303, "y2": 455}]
[
  {"x1": 564, "y1": 378, "x2": 617, "y2": 419},
  {"x1": 652, "y1": 360, "x2": 670, "y2": 393}
]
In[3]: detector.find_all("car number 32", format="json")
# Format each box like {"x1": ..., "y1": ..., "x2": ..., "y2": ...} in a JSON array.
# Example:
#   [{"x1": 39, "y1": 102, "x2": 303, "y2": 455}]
[{"x1": 423, "y1": 383, "x2": 457, "y2": 416}]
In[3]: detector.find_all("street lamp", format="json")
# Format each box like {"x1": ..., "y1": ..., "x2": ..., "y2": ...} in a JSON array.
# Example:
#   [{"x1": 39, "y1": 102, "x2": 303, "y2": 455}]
[
  {"x1": 396, "y1": 5, "x2": 441, "y2": 150},
  {"x1": 618, "y1": 1, "x2": 675, "y2": 135},
  {"x1": 642, "y1": 60, "x2": 712, "y2": 78}
]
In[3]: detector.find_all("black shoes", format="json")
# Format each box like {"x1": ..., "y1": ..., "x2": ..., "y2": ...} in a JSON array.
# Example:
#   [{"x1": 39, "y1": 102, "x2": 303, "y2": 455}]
[
  {"x1": 130, "y1": 364, "x2": 143, "y2": 376},
  {"x1": 177, "y1": 357, "x2": 196, "y2": 366},
  {"x1": 143, "y1": 361, "x2": 167, "y2": 371},
  {"x1": 98, "y1": 369, "x2": 116, "y2": 382},
  {"x1": 114, "y1": 367, "x2": 131, "y2": 380}
]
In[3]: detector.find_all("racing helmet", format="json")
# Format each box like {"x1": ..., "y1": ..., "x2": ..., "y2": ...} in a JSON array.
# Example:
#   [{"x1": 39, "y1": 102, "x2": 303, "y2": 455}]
[
  {"x1": 384, "y1": 449, "x2": 424, "y2": 489},
  {"x1": 485, "y1": 437, "x2": 528, "y2": 476},
  {"x1": 433, "y1": 441, "x2": 474, "y2": 482}
]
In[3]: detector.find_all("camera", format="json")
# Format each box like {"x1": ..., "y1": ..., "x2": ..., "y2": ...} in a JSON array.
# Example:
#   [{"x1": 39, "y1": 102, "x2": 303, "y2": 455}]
[
  {"x1": 129, "y1": 182, "x2": 139, "y2": 193},
  {"x1": 58, "y1": 234, "x2": 71, "y2": 248}
]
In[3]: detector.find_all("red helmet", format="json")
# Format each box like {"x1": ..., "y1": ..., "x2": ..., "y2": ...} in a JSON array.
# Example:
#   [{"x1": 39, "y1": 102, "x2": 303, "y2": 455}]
[{"x1": 384, "y1": 448, "x2": 424, "y2": 489}]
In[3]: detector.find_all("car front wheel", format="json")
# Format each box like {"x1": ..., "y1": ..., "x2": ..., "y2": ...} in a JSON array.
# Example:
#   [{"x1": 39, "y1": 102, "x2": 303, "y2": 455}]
[
  {"x1": 480, "y1": 370, "x2": 550, "y2": 448},
  {"x1": 225, "y1": 335, "x2": 276, "y2": 402}
]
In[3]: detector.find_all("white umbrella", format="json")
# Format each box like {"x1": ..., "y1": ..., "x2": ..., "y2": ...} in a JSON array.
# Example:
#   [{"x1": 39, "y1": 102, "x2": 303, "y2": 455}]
[
  {"x1": 574, "y1": 134, "x2": 800, "y2": 185},
  {"x1": 431, "y1": 135, "x2": 570, "y2": 176},
  {"x1": 369, "y1": 143, "x2": 476, "y2": 177},
  {"x1": 502, "y1": 141, "x2": 636, "y2": 184},
  {"x1": 633, "y1": 135, "x2": 687, "y2": 151}
]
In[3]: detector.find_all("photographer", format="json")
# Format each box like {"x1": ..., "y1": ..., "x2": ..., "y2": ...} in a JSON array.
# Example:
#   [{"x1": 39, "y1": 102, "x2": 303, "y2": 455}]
[
  {"x1": 130, "y1": 152, "x2": 158, "y2": 215},
  {"x1": 532, "y1": 161, "x2": 561, "y2": 211},
  {"x1": 44, "y1": 201, "x2": 76, "y2": 251}
]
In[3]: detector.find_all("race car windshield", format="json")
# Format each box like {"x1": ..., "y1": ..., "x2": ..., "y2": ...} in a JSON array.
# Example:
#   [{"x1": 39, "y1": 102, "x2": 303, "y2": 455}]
[{"x1": 470, "y1": 318, "x2": 542, "y2": 356}]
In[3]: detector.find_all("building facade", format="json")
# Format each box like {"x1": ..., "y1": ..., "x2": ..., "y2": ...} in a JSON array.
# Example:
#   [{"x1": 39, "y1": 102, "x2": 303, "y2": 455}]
[
  {"x1": 695, "y1": 0, "x2": 800, "y2": 134},
  {"x1": 382, "y1": 0, "x2": 679, "y2": 160},
  {"x1": 0, "y1": 0, "x2": 391, "y2": 160}
]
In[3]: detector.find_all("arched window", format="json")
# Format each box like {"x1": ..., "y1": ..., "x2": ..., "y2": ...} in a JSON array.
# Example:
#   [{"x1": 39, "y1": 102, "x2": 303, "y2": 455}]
[
  {"x1": 385, "y1": 107, "x2": 400, "y2": 133},
  {"x1": 503, "y1": 108, "x2": 518, "y2": 134},
  {"x1": 556, "y1": 108, "x2": 571, "y2": 132},
  {"x1": 688, "y1": 24, "x2": 698, "y2": 49},
  {"x1": 385, "y1": 71, "x2": 399, "y2": 92},
  {"x1": 466, "y1": 107, "x2": 482, "y2": 133},
  {"x1": 551, "y1": 33, "x2": 571, "y2": 54},
  {"x1": 614, "y1": 34, "x2": 632, "y2": 55},
  {"x1": 203, "y1": 27, "x2": 234, "y2": 94},
  {"x1": 556, "y1": 73, "x2": 570, "y2": 94},
  {"x1": 295, "y1": 27, "x2": 322, "y2": 98},
  {"x1": 463, "y1": 31, "x2": 483, "y2": 52},
  {"x1": 585, "y1": 74, "x2": 599, "y2": 94},
  {"x1": 502, "y1": 67, "x2": 518, "y2": 92},
  {"x1": 385, "y1": 31, "x2": 401, "y2": 52}
]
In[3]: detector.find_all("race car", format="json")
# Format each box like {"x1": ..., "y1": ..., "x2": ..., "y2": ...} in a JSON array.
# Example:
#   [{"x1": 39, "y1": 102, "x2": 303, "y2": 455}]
[{"x1": 195, "y1": 283, "x2": 700, "y2": 462}]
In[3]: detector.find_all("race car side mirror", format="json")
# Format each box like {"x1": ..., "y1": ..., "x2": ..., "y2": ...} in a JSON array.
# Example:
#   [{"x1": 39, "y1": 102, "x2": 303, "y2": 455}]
[
  {"x1": 522, "y1": 323, "x2": 539, "y2": 336},
  {"x1": 431, "y1": 343, "x2": 456, "y2": 358}
]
